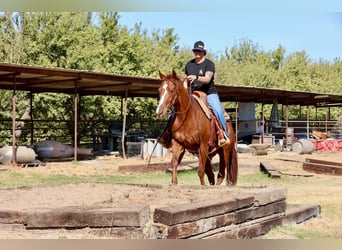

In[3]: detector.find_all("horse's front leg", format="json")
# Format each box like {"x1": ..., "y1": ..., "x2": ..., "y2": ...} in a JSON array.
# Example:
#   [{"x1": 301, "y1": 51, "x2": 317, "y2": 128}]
[
  {"x1": 170, "y1": 142, "x2": 185, "y2": 185},
  {"x1": 198, "y1": 146, "x2": 209, "y2": 185}
]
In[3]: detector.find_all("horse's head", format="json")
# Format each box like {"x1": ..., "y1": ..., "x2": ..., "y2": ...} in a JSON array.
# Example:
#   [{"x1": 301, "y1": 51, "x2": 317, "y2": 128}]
[{"x1": 156, "y1": 70, "x2": 185, "y2": 120}]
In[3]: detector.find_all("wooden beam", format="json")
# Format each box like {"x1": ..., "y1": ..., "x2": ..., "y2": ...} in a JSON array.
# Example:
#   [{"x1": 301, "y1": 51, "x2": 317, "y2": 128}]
[{"x1": 303, "y1": 158, "x2": 342, "y2": 176}]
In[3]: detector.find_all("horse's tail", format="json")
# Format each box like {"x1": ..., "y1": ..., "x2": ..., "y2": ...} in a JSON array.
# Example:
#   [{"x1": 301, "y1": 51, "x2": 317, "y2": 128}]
[
  {"x1": 227, "y1": 144, "x2": 238, "y2": 185},
  {"x1": 226, "y1": 120, "x2": 238, "y2": 185}
]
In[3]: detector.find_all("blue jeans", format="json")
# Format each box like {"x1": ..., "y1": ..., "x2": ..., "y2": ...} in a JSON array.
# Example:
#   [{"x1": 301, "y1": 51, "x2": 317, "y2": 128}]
[{"x1": 207, "y1": 93, "x2": 227, "y2": 132}]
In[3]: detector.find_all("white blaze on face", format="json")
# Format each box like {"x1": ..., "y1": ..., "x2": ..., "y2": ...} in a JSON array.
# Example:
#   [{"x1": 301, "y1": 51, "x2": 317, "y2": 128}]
[{"x1": 156, "y1": 83, "x2": 168, "y2": 114}]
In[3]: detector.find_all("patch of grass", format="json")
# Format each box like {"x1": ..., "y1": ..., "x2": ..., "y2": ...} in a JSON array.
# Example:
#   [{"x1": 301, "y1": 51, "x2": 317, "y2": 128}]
[
  {"x1": 0, "y1": 168, "x2": 216, "y2": 188},
  {"x1": 92, "y1": 170, "x2": 201, "y2": 185},
  {"x1": 0, "y1": 171, "x2": 86, "y2": 188},
  {"x1": 237, "y1": 172, "x2": 270, "y2": 186},
  {"x1": 261, "y1": 225, "x2": 340, "y2": 239},
  {"x1": 0, "y1": 170, "x2": 180, "y2": 188}
]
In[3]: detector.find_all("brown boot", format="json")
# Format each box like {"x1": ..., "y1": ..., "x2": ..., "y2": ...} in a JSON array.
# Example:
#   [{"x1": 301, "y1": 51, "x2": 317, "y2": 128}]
[{"x1": 218, "y1": 131, "x2": 230, "y2": 147}]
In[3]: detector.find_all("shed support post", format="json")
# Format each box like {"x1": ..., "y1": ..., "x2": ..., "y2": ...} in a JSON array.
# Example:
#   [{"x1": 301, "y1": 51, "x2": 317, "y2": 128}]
[
  {"x1": 11, "y1": 81, "x2": 17, "y2": 164},
  {"x1": 235, "y1": 102, "x2": 238, "y2": 143},
  {"x1": 307, "y1": 106, "x2": 310, "y2": 139},
  {"x1": 325, "y1": 107, "x2": 329, "y2": 134},
  {"x1": 29, "y1": 92, "x2": 34, "y2": 145},
  {"x1": 121, "y1": 87, "x2": 129, "y2": 159},
  {"x1": 74, "y1": 93, "x2": 79, "y2": 161},
  {"x1": 261, "y1": 102, "x2": 265, "y2": 144},
  {"x1": 285, "y1": 103, "x2": 289, "y2": 148}
]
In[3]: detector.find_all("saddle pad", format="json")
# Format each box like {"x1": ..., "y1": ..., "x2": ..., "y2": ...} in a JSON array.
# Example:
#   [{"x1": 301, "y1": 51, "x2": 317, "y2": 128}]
[{"x1": 192, "y1": 94, "x2": 212, "y2": 120}]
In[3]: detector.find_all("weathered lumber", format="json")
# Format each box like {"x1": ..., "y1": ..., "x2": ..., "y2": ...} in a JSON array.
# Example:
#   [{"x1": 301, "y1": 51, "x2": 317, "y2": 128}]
[
  {"x1": 282, "y1": 205, "x2": 321, "y2": 225},
  {"x1": 305, "y1": 158, "x2": 342, "y2": 167},
  {"x1": 22, "y1": 205, "x2": 150, "y2": 229},
  {"x1": 252, "y1": 187, "x2": 288, "y2": 206},
  {"x1": 154, "y1": 195, "x2": 254, "y2": 226},
  {"x1": 260, "y1": 162, "x2": 281, "y2": 179},
  {"x1": 85, "y1": 227, "x2": 145, "y2": 239},
  {"x1": 237, "y1": 215, "x2": 284, "y2": 239},
  {"x1": 0, "y1": 186, "x2": 321, "y2": 239},
  {"x1": 160, "y1": 213, "x2": 236, "y2": 239},
  {"x1": 194, "y1": 204, "x2": 320, "y2": 239},
  {"x1": 235, "y1": 200, "x2": 287, "y2": 224},
  {"x1": 193, "y1": 213, "x2": 284, "y2": 239},
  {"x1": 303, "y1": 162, "x2": 342, "y2": 176},
  {"x1": 0, "y1": 209, "x2": 23, "y2": 224},
  {"x1": 278, "y1": 171, "x2": 314, "y2": 177}
]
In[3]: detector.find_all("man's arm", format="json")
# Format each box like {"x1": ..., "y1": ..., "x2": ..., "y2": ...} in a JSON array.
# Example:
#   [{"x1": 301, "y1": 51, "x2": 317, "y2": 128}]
[{"x1": 187, "y1": 71, "x2": 213, "y2": 84}]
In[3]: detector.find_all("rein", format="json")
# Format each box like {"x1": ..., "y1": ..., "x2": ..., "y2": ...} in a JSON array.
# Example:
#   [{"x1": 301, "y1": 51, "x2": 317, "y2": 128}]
[{"x1": 167, "y1": 78, "x2": 192, "y2": 115}]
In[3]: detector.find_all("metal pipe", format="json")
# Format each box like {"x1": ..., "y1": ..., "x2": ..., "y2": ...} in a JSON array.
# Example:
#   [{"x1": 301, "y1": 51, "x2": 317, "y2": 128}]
[{"x1": 121, "y1": 87, "x2": 129, "y2": 159}]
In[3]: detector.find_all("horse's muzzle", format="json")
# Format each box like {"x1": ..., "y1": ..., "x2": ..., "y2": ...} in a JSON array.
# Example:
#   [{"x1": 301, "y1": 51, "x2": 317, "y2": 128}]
[{"x1": 156, "y1": 109, "x2": 168, "y2": 120}]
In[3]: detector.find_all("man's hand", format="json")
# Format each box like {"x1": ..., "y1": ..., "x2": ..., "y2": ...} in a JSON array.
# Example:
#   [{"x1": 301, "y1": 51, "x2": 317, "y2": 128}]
[{"x1": 187, "y1": 75, "x2": 197, "y2": 83}]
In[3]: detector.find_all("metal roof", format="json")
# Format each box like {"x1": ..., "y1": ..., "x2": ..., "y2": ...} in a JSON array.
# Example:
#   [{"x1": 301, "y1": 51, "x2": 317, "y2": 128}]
[
  {"x1": 215, "y1": 85, "x2": 342, "y2": 106},
  {"x1": 1, "y1": 63, "x2": 341, "y2": 107},
  {"x1": 0, "y1": 63, "x2": 160, "y2": 98}
]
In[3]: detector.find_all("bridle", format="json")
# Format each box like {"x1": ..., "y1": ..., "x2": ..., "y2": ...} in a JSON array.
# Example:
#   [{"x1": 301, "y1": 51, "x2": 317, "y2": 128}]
[{"x1": 162, "y1": 78, "x2": 192, "y2": 115}]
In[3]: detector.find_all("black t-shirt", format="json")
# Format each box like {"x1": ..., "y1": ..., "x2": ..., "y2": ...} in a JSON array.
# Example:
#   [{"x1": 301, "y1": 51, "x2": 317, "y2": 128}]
[{"x1": 185, "y1": 58, "x2": 217, "y2": 95}]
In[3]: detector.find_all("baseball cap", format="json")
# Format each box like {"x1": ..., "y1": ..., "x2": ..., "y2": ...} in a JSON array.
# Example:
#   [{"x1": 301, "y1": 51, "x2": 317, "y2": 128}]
[{"x1": 192, "y1": 41, "x2": 206, "y2": 52}]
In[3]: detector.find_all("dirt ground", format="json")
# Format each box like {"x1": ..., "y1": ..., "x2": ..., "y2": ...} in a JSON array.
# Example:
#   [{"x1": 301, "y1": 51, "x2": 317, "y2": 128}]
[
  {"x1": 0, "y1": 149, "x2": 341, "y2": 238},
  {"x1": 0, "y1": 151, "x2": 260, "y2": 210}
]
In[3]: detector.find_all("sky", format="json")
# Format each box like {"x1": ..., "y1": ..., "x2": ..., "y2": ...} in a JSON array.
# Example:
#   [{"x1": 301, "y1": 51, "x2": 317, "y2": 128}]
[
  {"x1": 118, "y1": 12, "x2": 342, "y2": 62},
  {"x1": 1, "y1": 0, "x2": 341, "y2": 62}
]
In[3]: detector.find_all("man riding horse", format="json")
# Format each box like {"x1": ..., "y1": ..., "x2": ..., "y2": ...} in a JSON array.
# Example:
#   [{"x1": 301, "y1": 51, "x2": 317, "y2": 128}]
[{"x1": 160, "y1": 40, "x2": 230, "y2": 148}]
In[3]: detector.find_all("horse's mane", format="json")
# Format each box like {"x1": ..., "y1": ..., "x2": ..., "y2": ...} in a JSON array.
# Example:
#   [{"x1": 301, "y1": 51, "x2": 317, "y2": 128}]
[
  {"x1": 163, "y1": 71, "x2": 188, "y2": 93},
  {"x1": 165, "y1": 72, "x2": 182, "y2": 83}
]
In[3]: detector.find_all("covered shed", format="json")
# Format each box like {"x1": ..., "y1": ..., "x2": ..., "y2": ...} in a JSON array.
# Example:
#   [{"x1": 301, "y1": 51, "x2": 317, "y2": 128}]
[{"x1": 0, "y1": 63, "x2": 342, "y2": 161}]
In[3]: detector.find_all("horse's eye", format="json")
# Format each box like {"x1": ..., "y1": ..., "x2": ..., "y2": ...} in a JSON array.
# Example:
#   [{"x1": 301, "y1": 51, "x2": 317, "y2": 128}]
[{"x1": 170, "y1": 90, "x2": 174, "y2": 94}]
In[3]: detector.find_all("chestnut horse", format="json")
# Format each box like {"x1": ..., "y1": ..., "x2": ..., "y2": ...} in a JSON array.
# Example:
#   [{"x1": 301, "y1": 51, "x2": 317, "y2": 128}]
[{"x1": 156, "y1": 70, "x2": 238, "y2": 185}]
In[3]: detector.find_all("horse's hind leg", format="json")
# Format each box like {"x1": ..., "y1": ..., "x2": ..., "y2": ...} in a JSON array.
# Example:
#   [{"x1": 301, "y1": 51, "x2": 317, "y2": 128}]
[
  {"x1": 198, "y1": 147, "x2": 210, "y2": 185},
  {"x1": 227, "y1": 145, "x2": 238, "y2": 185},
  {"x1": 216, "y1": 149, "x2": 228, "y2": 185},
  {"x1": 205, "y1": 158, "x2": 215, "y2": 185}
]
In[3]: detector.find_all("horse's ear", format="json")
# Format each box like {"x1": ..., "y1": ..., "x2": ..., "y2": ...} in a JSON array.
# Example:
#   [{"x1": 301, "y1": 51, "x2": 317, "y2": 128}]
[
  {"x1": 159, "y1": 71, "x2": 166, "y2": 79},
  {"x1": 172, "y1": 70, "x2": 178, "y2": 79}
]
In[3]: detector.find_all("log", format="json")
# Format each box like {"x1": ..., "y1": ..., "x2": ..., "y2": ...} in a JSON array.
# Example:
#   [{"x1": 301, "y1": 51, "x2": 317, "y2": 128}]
[
  {"x1": 23, "y1": 205, "x2": 150, "y2": 229},
  {"x1": 303, "y1": 162, "x2": 342, "y2": 176},
  {"x1": 260, "y1": 162, "x2": 281, "y2": 179},
  {"x1": 305, "y1": 158, "x2": 342, "y2": 167},
  {"x1": 282, "y1": 205, "x2": 321, "y2": 225},
  {"x1": 165, "y1": 213, "x2": 235, "y2": 239},
  {"x1": 154, "y1": 195, "x2": 254, "y2": 226},
  {"x1": 235, "y1": 200, "x2": 287, "y2": 224}
]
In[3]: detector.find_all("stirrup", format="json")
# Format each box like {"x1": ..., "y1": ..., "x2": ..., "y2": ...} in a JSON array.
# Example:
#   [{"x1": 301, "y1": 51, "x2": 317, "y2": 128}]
[{"x1": 218, "y1": 132, "x2": 230, "y2": 147}]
